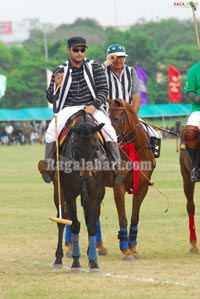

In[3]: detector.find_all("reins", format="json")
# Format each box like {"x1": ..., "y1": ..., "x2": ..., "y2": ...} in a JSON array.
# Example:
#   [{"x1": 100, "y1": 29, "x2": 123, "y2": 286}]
[{"x1": 109, "y1": 106, "x2": 151, "y2": 149}]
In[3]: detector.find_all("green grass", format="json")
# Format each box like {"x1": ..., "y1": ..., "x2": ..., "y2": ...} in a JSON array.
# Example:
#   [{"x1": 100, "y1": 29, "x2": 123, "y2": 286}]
[{"x1": 1, "y1": 140, "x2": 200, "y2": 299}]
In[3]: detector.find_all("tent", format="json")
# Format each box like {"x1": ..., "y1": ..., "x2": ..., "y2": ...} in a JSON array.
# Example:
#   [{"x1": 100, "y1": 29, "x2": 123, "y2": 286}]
[
  {"x1": 138, "y1": 103, "x2": 191, "y2": 118},
  {"x1": 0, "y1": 103, "x2": 192, "y2": 121},
  {"x1": 0, "y1": 107, "x2": 53, "y2": 121}
]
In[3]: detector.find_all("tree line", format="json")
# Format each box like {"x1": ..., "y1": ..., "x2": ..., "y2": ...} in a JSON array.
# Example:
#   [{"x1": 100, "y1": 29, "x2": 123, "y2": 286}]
[{"x1": 0, "y1": 17, "x2": 199, "y2": 109}]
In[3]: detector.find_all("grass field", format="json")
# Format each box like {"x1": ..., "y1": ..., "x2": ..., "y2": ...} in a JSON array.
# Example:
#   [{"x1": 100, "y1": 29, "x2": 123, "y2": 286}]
[{"x1": 1, "y1": 139, "x2": 200, "y2": 299}]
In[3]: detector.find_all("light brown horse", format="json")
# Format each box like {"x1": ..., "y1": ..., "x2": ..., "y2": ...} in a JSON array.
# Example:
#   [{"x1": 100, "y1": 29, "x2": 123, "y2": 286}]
[
  {"x1": 179, "y1": 127, "x2": 199, "y2": 253},
  {"x1": 106, "y1": 99, "x2": 156, "y2": 259}
]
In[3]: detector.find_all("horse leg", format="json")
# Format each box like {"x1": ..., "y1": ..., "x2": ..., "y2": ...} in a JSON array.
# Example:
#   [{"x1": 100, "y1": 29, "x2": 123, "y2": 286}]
[
  {"x1": 185, "y1": 183, "x2": 198, "y2": 253},
  {"x1": 53, "y1": 222, "x2": 65, "y2": 270},
  {"x1": 69, "y1": 211, "x2": 81, "y2": 272},
  {"x1": 65, "y1": 225, "x2": 72, "y2": 258},
  {"x1": 65, "y1": 218, "x2": 108, "y2": 257},
  {"x1": 96, "y1": 218, "x2": 108, "y2": 256},
  {"x1": 113, "y1": 185, "x2": 134, "y2": 260},
  {"x1": 129, "y1": 183, "x2": 149, "y2": 259},
  {"x1": 53, "y1": 182, "x2": 66, "y2": 269},
  {"x1": 180, "y1": 150, "x2": 199, "y2": 253},
  {"x1": 86, "y1": 200, "x2": 102, "y2": 272},
  {"x1": 71, "y1": 232, "x2": 81, "y2": 273},
  {"x1": 183, "y1": 174, "x2": 198, "y2": 253},
  {"x1": 88, "y1": 235, "x2": 100, "y2": 272}
]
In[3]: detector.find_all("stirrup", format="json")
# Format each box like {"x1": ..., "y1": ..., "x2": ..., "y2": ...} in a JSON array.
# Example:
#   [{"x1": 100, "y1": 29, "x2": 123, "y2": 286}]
[
  {"x1": 191, "y1": 167, "x2": 200, "y2": 183},
  {"x1": 38, "y1": 160, "x2": 53, "y2": 184}
]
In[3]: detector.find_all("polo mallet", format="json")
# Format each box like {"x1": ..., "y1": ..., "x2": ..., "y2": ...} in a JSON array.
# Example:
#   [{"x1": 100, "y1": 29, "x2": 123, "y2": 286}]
[
  {"x1": 190, "y1": 2, "x2": 200, "y2": 51},
  {"x1": 140, "y1": 119, "x2": 179, "y2": 137},
  {"x1": 49, "y1": 85, "x2": 72, "y2": 226}
]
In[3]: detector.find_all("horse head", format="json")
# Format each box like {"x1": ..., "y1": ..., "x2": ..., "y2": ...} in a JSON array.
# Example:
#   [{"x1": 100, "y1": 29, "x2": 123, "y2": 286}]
[
  {"x1": 107, "y1": 98, "x2": 141, "y2": 144},
  {"x1": 70, "y1": 110, "x2": 104, "y2": 176}
]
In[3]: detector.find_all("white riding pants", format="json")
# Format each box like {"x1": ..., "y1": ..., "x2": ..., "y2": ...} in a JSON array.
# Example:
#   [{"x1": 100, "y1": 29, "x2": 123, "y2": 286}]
[
  {"x1": 186, "y1": 111, "x2": 200, "y2": 128},
  {"x1": 45, "y1": 105, "x2": 117, "y2": 143}
]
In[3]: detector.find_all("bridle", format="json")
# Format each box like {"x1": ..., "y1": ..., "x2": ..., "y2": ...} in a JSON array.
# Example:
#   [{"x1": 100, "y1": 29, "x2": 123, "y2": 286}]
[{"x1": 109, "y1": 106, "x2": 144, "y2": 145}]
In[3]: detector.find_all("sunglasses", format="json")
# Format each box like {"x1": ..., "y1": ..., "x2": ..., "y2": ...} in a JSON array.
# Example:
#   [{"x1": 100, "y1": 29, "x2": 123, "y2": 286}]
[{"x1": 72, "y1": 48, "x2": 85, "y2": 53}]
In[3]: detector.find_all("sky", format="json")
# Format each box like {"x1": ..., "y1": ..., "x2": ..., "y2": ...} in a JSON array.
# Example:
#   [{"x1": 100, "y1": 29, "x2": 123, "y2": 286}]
[{"x1": 1, "y1": 0, "x2": 199, "y2": 27}]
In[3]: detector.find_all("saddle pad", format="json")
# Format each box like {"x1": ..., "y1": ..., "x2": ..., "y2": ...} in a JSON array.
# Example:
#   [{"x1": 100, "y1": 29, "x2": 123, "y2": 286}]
[
  {"x1": 59, "y1": 115, "x2": 80, "y2": 146},
  {"x1": 59, "y1": 116, "x2": 106, "y2": 147}
]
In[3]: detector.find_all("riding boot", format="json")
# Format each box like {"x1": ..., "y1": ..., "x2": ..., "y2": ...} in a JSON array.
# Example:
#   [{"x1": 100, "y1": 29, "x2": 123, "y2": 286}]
[
  {"x1": 106, "y1": 141, "x2": 127, "y2": 184},
  {"x1": 189, "y1": 148, "x2": 200, "y2": 182},
  {"x1": 38, "y1": 141, "x2": 56, "y2": 183},
  {"x1": 150, "y1": 137, "x2": 161, "y2": 158}
]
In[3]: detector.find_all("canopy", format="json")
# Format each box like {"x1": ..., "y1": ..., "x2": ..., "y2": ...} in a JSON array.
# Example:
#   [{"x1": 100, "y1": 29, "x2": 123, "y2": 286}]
[
  {"x1": 138, "y1": 103, "x2": 191, "y2": 118},
  {"x1": 0, "y1": 107, "x2": 54, "y2": 121},
  {"x1": 0, "y1": 103, "x2": 192, "y2": 121}
]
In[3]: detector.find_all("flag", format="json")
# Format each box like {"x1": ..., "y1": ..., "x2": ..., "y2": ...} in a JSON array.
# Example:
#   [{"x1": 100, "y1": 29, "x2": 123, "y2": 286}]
[
  {"x1": 0, "y1": 21, "x2": 12, "y2": 35},
  {"x1": 135, "y1": 65, "x2": 148, "y2": 105},
  {"x1": 0, "y1": 74, "x2": 7, "y2": 99},
  {"x1": 168, "y1": 65, "x2": 181, "y2": 103}
]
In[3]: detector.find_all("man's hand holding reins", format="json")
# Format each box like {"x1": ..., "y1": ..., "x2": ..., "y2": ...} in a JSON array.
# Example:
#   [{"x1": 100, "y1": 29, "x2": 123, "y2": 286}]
[{"x1": 84, "y1": 105, "x2": 96, "y2": 115}]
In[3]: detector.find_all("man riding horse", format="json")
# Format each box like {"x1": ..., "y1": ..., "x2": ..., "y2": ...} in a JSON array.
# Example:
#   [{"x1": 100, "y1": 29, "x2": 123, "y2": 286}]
[
  {"x1": 103, "y1": 43, "x2": 161, "y2": 158},
  {"x1": 183, "y1": 61, "x2": 200, "y2": 182},
  {"x1": 38, "y1": 37, "x2": 126, "y2": 184}
]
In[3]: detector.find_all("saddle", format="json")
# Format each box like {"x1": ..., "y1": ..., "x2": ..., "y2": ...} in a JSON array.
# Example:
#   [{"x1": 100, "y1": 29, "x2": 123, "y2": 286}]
[{"x1": 58, "y1": 110, "x2": 107, "y2": 163}]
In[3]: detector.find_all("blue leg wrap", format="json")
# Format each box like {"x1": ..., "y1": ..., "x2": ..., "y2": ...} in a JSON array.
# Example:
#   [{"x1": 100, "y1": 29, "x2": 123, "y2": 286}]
[
  {"x1": 118, "y1": 227, "x2": 129, "y2": 250},
  {"x1": 88, "y1": 235, "x2": 97, "y2": 260},
  {"x1": 65, "y1": 225, "x2": 72, "y2": 243},
  {"x1": 96, "y1": 218, "x2": 102, "y2": 243},
  {"x1": 129, "y1": 225, "x2": 138, "y2": 246},
  {"x1": 71, "y1": 234, "x2": 80, "y2": 257}
]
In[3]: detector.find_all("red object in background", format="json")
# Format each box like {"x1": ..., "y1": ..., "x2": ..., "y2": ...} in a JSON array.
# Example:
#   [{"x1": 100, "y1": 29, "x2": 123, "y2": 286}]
[
  {"x1": 0, "y1": 21, "x2": 13, "y2": 35},
  {"x1": 168, "y1": 65, "x2": 181, "y2": 103}
]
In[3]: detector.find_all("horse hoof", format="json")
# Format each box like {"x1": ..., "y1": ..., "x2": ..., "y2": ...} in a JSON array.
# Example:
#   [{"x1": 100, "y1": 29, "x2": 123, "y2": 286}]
[
  {"x1": 189, "y1": 248, "x2": 199, "y2": 254},
  {"x1": 70, "y1": 267, "x2": 82, "y2": 274},
  {"x1": 65, "y1": 243, "x2": 72, "y2": 258},
  {"x1": 98, "y1": 248, "x2": 108, "y2": 256},
  {"x1": 96, "y1": 242, "x2": 108, "y2": 256},
  {"x1": 123, "y1": 255, "x2": 135, "y2": 261},
  {"x1": 66, "y1": 250, "x2": 72, "y2": 258},
  {"x1": 52, "y1": 263, "x2": 63, "y2": 270},
  {"x1": 89, "y1": 260, "x2": 100, "y2": 272},
  {"x1": 133, "y1": 253, "x2": 140, "y2": 260}
]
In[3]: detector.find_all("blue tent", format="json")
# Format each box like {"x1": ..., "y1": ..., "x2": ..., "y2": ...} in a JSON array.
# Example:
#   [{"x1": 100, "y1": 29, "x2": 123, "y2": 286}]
[{"x1": 0, "y1": 103, "x2": 192, "y2": 121}]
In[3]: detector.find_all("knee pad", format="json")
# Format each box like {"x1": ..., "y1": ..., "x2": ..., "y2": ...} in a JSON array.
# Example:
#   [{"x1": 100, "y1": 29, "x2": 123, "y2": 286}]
[{"x1": 183, "y1": 125, "x2": 199, "y2": 149}]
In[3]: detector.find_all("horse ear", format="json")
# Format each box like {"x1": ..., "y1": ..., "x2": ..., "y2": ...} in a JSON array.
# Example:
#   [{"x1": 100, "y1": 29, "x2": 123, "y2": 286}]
[
  {"x1": 97, "y1": 123, "x2": 105, "y2": 131},
  {"x1": 106, "y1": 98, "x2": 114, "y2": 105},
  {"x1": 91, "y1": 123, "x2": 104, "y2": 133},
  {"x1": 115, "y1": 99, "x2": 124, "y2": 106}
]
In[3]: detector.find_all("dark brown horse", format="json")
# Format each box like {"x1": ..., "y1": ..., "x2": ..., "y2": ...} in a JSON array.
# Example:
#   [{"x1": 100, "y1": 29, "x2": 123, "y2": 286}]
[
  {"x1": 65, "y1": 100, "x2": 156, "y2": 260},
  {"x1": 105, "y1": 99, "x2": 156, "y2": 259},
  {"x1": 52, "y1": 109, "x2": 106, "y2": 272},
  {"x1": 179, "y1": 127, "x2": 199, "y2": 253}
]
